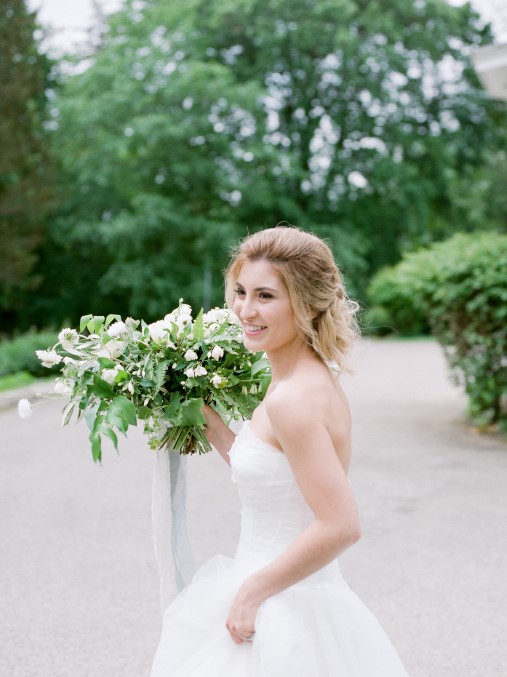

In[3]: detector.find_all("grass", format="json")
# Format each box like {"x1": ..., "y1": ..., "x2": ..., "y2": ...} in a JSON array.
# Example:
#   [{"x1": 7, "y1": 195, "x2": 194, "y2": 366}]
[{"x1": 0, "y1": 371, "x2": 37, "y2": 393}]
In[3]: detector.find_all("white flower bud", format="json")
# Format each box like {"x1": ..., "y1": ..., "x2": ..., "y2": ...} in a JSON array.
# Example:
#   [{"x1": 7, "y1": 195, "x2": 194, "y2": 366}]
[
  {"x1": 18, "y1": 399, "x2": 32, "y2": 419},
  {"x1": 210, "y1": 345, "x2": 224, "y2": 360},
  {"x1": 210, "y1": 374, "x2": 223, "y2": 387},
  {"x1": 105, "y1": 340, "x2": 125, "y2": 359},
  {"x1": 54, "y1": 380, "x2": 72, "y2": 395},
  {"x1": 184, "y1": 349, "x2": 198, "y2": 361},
  {"x1": 101, "y1": 368, "x2": 118, "y2": 385}
]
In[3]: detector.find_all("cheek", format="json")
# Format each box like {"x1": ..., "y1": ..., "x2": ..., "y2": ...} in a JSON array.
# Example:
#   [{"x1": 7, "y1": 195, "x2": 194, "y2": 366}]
[{"x1": 232, "y1": 297, "x2": 242, "y2": 318}]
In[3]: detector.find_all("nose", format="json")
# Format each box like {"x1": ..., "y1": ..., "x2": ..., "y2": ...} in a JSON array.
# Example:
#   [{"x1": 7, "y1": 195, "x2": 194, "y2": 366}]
[{"x1": 239, "y1": 295, "x2": 257, "y2": 321}]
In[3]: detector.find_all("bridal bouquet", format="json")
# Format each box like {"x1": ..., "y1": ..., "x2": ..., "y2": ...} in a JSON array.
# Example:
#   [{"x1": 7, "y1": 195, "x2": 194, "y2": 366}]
[{"x1": 21, "y1": 302, "x2": 270, "y2": 461}]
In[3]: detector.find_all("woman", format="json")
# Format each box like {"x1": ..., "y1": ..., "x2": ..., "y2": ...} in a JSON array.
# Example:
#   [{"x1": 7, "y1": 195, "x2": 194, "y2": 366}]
[{"x1": 151, "y1": 226, "x2": 409, "y2": 676}]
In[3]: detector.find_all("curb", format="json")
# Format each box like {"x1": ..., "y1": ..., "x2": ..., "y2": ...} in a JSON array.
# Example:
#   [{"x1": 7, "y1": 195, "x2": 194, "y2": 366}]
[{"x1": 0, "y1": 379, "x2": 56, "y2": 413}]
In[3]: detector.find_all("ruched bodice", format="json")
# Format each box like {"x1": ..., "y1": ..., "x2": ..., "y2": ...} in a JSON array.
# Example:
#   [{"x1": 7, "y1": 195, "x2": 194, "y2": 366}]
[{"x1": 229, "y1": 421, "x2": 346, "y2": 589}]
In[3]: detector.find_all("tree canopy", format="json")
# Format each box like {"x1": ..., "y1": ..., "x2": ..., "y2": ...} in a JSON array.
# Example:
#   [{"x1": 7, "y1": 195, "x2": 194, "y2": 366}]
[{"x1": 5, "y1": 0, "x2": 506, "y2": 332}]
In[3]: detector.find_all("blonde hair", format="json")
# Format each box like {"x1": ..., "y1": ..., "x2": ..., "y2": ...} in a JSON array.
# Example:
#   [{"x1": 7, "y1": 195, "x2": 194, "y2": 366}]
[{"x1": 225, "y1": 225, "x2": 359, "y2": 372}]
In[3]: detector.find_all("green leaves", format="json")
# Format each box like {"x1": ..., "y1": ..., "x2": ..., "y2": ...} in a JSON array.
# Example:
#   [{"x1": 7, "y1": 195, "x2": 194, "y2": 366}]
[
  {"x1": 193, "y1": 309, "x2": 204, "y2": 342},
  {"x1": 91, "y1": 374, "x2": 115, "y2": 399},
  {"x1": 164, "y1": 394, "x2": 206, "y2": 428},
  {"x1": 88, "y1": 396, "x2": 138, "y2": 463},
  {"x1": 106, "y1": 395, "x2": 137, "y2": 431},
  {"x1": 368, "y1": 232, "x2": 507, "y2": 428},
  {"x1": 80, "y1": 315, "x2": 106, "y2": 334}
]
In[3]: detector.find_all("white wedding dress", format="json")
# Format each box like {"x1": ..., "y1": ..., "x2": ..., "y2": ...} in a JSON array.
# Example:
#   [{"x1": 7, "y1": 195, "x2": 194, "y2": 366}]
[{"x1": 151, "y1": 421, "x2": 410, "y2": 676}]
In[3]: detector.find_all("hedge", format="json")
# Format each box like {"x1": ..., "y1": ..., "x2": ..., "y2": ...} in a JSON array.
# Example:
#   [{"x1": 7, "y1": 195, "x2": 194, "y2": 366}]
[
  {"x1": 367, "y1": 232, "x2": 507, "y2": 429},
  {"x1": 0, "y1": 330, "x2": 60, "y2": 378}
]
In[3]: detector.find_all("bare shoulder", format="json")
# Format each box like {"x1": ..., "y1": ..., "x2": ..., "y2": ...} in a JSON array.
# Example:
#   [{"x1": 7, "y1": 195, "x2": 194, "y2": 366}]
[{"x1": 265, "y1": 364, "x2": 352, "y2": 466}]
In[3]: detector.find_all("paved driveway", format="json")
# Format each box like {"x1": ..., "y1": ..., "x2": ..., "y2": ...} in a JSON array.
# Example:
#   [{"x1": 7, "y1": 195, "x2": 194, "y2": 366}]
[{"x1": 1, "y1": 339, "x2": 506, "y2": 676}]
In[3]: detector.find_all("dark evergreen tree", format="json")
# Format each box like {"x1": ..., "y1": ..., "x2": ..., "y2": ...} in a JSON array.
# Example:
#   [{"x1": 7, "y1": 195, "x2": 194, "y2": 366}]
[{"x1": 0, "y1": 0, "x2": 54, "y2": 331}]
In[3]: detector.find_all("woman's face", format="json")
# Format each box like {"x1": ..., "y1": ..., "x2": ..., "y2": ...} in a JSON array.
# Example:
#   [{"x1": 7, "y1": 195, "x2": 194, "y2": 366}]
[{"x1": 232, "y1": 259, "x2": 304, "y2": 355}]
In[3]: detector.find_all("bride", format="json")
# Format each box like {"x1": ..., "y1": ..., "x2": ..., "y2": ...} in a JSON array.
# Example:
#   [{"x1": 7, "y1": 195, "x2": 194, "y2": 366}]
[{"x1": 151, "y1": 226, "x2": 410, "y2": 676}]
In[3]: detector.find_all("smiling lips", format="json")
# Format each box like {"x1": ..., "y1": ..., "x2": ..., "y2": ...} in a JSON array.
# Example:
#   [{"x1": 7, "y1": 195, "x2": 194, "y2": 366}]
[{"x1": 243, "y1": 324, "x2": 267, "y2": 335}]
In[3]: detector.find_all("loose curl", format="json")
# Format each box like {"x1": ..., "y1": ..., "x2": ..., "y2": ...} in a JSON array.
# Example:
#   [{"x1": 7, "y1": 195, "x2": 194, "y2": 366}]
[{"x1": 225, "y1": 225, "x2": 360, "y2": 373}]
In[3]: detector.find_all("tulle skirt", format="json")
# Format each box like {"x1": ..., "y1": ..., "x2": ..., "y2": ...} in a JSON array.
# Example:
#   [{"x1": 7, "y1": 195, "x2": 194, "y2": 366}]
[{"x1": 151, "y1": 555, "x2": 409, "y2": 676}]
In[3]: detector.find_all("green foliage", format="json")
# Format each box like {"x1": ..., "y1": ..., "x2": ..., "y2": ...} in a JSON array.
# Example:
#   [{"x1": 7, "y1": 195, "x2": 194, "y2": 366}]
[
  {"x1": 24, "y1": 0, "x2": 504, "y2": 332},
  {"x1": 0, "y1": 330, "x2": 60, "y2": 377},
  {"x1": 0, "y1": 0, "x2": 55, "y2": 324},
  {"x1": 368, "y1": 232, "x2": 507, "y2": 428},
  {"x1": 0, "y1": 371, "x2": 36, "y2": 392},
  {"x1": 365, "y1": 266, "x2": 429, "y2": 336}
]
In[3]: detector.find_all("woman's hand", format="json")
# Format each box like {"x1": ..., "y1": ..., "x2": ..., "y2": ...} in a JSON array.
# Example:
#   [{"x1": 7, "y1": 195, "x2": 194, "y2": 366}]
[{"x1": 225, "y1": 581, "x2": 262, "y2": 644}]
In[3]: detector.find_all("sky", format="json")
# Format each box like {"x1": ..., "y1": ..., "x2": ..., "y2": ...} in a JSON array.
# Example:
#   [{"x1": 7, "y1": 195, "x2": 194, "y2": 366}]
[
  {"x1": 27, "y1": 0, "x2": 123, "y2": 53},
  {"x1": 27, "y1": 0, "x2": 506, "y2": 54}
]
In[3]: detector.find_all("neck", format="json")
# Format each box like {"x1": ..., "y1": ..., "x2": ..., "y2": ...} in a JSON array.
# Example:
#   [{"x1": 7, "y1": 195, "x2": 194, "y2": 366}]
[{"x1": 266, "y1": 339, "x2": 317, "y2": 383}]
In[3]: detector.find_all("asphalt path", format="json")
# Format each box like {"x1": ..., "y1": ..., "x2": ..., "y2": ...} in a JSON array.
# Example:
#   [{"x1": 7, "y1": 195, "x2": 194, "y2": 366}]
[{"x1": 1, "y1": 339, "x2": 506, "y2": 677}]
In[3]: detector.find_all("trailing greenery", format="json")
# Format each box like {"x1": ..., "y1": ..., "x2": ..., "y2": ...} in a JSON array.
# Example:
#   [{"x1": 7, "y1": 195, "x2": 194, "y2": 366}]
[
  {"x1": 0, "y1": 330, "x2": 60, "y2": 377},
  {"x1": 367, "y1": 232, "x2": 507, "y2": 429}
]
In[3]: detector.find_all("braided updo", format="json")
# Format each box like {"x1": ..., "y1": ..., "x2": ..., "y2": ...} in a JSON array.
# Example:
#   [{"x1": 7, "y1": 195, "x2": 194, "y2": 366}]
[{"x1": 225, "y1": 225, "x2": 359, "y2": 372}]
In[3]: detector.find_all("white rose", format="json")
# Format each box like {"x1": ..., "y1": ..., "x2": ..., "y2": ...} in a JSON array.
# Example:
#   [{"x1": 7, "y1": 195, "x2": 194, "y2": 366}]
[
  {"x1": 184, "y1": 349, "x2": 198, "y2": 361},
  {"x1": 148, "y1": 320, "x2": 175, "y2": 347},
  {"x1": 184, "y1": 367, "x2": 195, "y2": 378},
  {"x1": 194, "y1": 365, "x2": 207, "y2": 377},
  {"x1": 18, "y1": 398, "x2": 32, "y2": 419},
  {"x1": 107, "y1": 321, "x2": 127, "y2": 338},
  {"x1": 36, "y1": 349, "x2": 62, "y2": 368},
  {"x1": 148, "y1": 320, "x2": 167, "y2": 342},
  {"x1": 163, "y1": 311, "x2": 177, "y2": 324},
  {"x1": 203, "y1": 309, "x2": 220, "y2": 324},
  {"x1": 101, "y1": 368, "x2": 118, "y2": 385},
  {"x1": 210, "y1": 374, "x2": 224, "y2": 387},
  {"x1": 204, "y1": 322, "x2": 220, "y2": 338},
  {"x1": 177, "y1": 302, "x2": 192, "y2": 316},
  {"x1": 58, "y1": 328, "x2": 79, "y2": 351},
  {"x1": 176, "y1": 315, "x2": 192, "y2": 329},
  {"x1": 105, "y1": 340, "x2": 125, "y2": 359},
  {"x1": 210, "y1": 345, "x2": 224, "y2": 360}
]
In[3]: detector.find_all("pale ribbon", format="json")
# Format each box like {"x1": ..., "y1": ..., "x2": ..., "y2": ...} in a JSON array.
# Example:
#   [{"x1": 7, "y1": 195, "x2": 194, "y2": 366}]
[{"x1": 152, "y1": 449, "x2": 197, "y2": 613}]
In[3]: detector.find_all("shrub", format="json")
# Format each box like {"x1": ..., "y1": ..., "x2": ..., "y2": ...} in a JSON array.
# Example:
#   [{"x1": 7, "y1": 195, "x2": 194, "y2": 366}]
[
  {"x1": 368, "y1": 232, "x2": 507, "y2": 429},
  {"x1": 362, "y1": 265, "x2": 429, "y2": 336},
  {"x1": 0, "y1": 330, "x2": 60, "y2": 378}
]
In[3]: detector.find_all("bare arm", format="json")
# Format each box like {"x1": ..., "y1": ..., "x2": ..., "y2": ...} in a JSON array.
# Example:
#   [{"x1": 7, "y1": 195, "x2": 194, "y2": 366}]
[
  {"x1": 202, "y1": 405, "x2": 236, "y2": 465},
  {"x1": 225, "y1": 389, "x2": 360, "y2": 641}
]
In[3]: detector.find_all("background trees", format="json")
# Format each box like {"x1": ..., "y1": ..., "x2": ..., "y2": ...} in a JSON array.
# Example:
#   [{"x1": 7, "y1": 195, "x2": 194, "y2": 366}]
[
  {"x1": 0, "y1": 0, "x2": 54, "y2": 329},
  {"x1": 2, "y1": 0, "x2": 506, "y2": 333}
]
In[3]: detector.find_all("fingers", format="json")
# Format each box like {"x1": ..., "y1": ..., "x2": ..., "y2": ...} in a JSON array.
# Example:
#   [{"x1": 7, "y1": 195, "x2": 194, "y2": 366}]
[{"x1": 226, "y1": 623, "x2": 256, "y2": 644}]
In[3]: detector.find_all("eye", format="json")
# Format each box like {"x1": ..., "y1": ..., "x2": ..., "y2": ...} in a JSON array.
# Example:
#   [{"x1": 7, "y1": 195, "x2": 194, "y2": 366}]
[
  {"x1": 259, "y1": 292, "x2": 273, "y2": 299},
  {"x1": 234, "y1": 287, "x2": 245, "y2": 297}
]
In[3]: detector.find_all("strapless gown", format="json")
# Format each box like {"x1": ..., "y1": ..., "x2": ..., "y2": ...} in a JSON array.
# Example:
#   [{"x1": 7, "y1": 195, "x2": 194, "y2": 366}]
[{"x1": 151, "y1": 421, "x2": 410, "y2": 676}]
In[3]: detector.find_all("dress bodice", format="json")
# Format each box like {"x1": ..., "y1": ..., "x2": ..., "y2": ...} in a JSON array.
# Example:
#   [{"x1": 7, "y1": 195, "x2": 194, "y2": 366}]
[{"x1": 228, "y1": 421, "x2": 346, "y2": 589}]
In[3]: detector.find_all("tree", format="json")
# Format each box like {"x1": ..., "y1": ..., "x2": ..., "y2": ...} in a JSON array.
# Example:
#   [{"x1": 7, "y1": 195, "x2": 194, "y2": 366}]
[
  {"x1": 36, "y1": 0, "x2": 505, "y2": 328},
  {"x1": 0, "y1": 0, "x2": 54, "y2": 330}
]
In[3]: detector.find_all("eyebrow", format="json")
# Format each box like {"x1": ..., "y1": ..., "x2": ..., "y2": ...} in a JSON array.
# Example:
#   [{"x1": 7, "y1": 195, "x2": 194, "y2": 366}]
[{"x1": 235, "y1": 283, "x2": 278, "y2": 293}]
